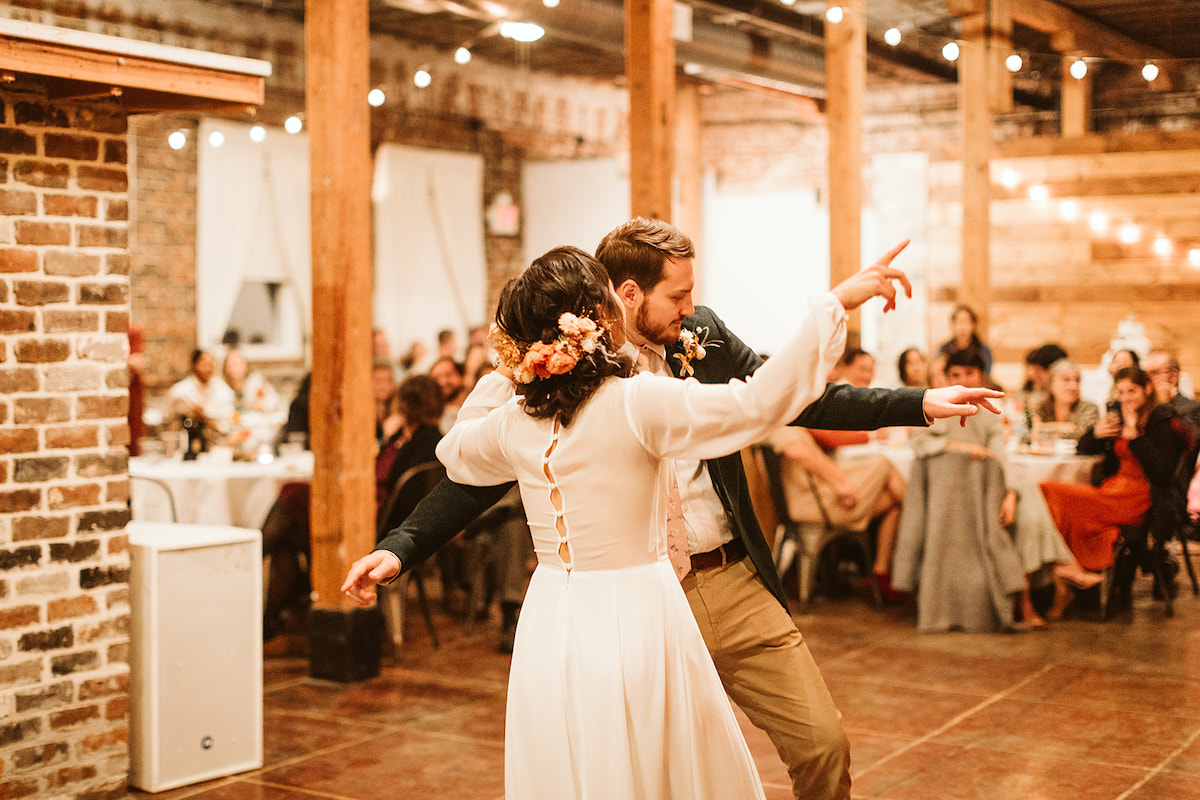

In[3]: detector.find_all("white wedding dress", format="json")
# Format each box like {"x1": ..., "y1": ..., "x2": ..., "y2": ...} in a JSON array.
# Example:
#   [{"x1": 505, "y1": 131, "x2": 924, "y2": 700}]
[{"x1": 437, "y1": 295, "x2": 846, "y2": 799}]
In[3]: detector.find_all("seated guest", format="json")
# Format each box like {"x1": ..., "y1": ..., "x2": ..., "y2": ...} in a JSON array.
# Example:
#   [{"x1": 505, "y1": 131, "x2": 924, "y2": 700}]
[
  {"x1": 165, "y1": 348, "x2": 235, "y2": 443},
  {"x1": 377, "y1": 376, "x2": 445, "y2": 511},
  {"x1": 897, "y1": 347, "x2": 930, "y2": 388},
  {"x1": 222, "y1": 347, "x2": 283, "y2": 417},
  {"x1": 1035, "y1": 359, "x2": 1100, "y2": 440},
  {"x1": 1040, "y1": 366, "x2": 1194, "y2": 618},
  {"x1": 936, "y1": 304, "x2": 993, "y2": 375},
  {"x1": 1022, "y1": 343, "x2": 1068, "y2": 413},
  {"x1": 765, "y1": 427, "x2": 907, "y2": 600},
  {"x1": 373, "y1": 358, "x2": 398, "y2": 442},
  {"x1": 429, "y1": 356, "x2": 467, "y2": 433},
  {"x1": 838, "y1": 347, "x2": 876, "y2": 388},
  {"x1": 1144, "y1": 350, "x2": 1200, "y2": 436}
]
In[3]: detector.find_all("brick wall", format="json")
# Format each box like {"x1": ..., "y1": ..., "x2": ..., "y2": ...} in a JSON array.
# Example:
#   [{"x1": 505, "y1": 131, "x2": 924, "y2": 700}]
[{"x1": 0, "y1": 86, "x2": 131, "y2": 800}]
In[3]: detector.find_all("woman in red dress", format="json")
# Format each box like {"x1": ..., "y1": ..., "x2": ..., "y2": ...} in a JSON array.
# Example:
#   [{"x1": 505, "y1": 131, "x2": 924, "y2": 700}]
[{"x1": 1040, "y1": 366, "x2": 1193, "y2": 617}]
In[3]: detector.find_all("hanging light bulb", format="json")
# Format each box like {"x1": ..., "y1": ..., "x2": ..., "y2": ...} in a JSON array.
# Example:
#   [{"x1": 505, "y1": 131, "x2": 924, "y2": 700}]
[
  {"x1": 779, "y1": 0, "x2": 797, "y2": 6},
  {"x1": 167, "y1": 130, "x2": 187, "y2": 150},
  {"x1": 1029, "y1": 184, "x2": 1049, "y2": 203},
  {"x1": 414, "y1": 69, "x2": 432, "y2": 88},
  {"x1": 284, "y1": 116, "x2": 303, "y2": 134},
  {"x1": 942, "y1": 42, "x2": 960, "y2": 62},
  {"x1": 543, "y1": 0, "x2": 559, "y2": 6},
  {"x1": 1142, "y1": 62, "x2": 1159, "y2": 82},
  {"x1": 1089, "y1": 212, "x2": 1109, "y2": 234},
  {"x1": 1059, "y1": 199, "x2": 1079, "y2": 221},
  {"x1": 999, "y1": 168, "x2": 1020, "y2": 190},
  {"x1": 884, "y1": 28, "x2": 901, "y2": 46},
  {"x1": 825, "y1": 6, "x2": 844, "y2": 24},
  {"x1": 454, "y1": 46, "x2": 471, "y2": 64},
  {"x1": 208, "y1": 130, "x2": 225, "y2": 148},
  {"x1": 249, "y1": 125, "x2": 267, "y2": 143},
  {"x1": 367, "y1": 88, "x2": 386, "y2": 107},
  {"x1": 499, "y1": 21, "x2": 545, "y2": 42},
  {"x1": 1117, "y1": 223, "x2": 1141, "y2": 244},
  {"x1": 1069, "y1": 59, "x2": 1088, "y2": 80},
  {"x1": 1189, "y1": 249, "x2": 1200, "y2": 268},
  {"x1": 1153, "y1": 236, "x2": 1172, "y2": 257},
  {"x1": 1005, "y1": 53, "x2": 1023, "y2": 73}
]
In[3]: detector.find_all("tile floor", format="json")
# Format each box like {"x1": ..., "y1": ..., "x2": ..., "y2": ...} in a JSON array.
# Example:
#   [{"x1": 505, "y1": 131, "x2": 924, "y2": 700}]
[{"x1": 132, "y1": 568, "x2": 1200, "y2": 800}]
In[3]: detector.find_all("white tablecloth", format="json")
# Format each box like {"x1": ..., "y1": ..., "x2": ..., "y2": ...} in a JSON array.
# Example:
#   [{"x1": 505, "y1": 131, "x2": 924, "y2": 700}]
[{"x1": 129, "y1": 453, "x2": 314, "y2": 529}]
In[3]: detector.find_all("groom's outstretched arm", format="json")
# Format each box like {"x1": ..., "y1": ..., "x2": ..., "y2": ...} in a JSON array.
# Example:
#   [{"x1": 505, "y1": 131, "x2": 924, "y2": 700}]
[{"x1": 378, "y1": 477, "x2": 514, "y2": 573}]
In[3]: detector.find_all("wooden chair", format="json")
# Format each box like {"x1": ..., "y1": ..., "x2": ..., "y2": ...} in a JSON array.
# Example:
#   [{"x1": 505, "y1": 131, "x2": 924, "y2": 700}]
[
  {"x1": 375, "y1": 461, "x2": 447, "y2": 654},
  {"x1": 755, "y1": 443, "x2": 881, "y2": 608}
]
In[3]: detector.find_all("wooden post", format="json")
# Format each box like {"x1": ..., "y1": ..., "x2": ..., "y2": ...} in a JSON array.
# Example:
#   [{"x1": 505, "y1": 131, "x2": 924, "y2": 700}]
[
  {"x1": 1060, "y1": 54, "x2": 1092, "y2": 136},
  {"x1": 626, "y1": 0, "x2": 675, "y2": 221},
  {"x1": 989, "y1": 0, "x2": 1014, "y2": 115},
  {"x1": 825, "y1": 0, "x2": 864, "y2": 329},
  {"x1": 959, "y1": 12, "x2": 992, "y2": 338},
  {"x1": 675, "y1": 82, "x2": 703, "y2": 292},
  {"x1": 305, "y1": 0, "x2": 381, "y2": 681}
]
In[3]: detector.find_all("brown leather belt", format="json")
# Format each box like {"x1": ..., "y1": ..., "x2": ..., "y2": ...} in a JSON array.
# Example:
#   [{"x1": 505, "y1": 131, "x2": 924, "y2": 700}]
[{"x1": 689, "y1": 538, "x2": 747, "y2": 572}]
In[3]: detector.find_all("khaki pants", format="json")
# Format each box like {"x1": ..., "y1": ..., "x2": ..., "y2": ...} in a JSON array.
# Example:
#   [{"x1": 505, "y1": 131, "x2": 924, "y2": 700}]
[{"x1": 682, "y1": 557, "x2": 851, "y2": 800}]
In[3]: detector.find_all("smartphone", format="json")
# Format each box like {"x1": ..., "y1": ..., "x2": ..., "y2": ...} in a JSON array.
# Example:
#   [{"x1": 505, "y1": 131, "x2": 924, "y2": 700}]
[{"x1": 1106, "y1": 400, "x2": 1123, "y2": 423}]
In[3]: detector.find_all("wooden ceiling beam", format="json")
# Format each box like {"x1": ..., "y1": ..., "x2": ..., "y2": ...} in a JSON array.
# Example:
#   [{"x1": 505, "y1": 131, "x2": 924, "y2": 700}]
[{"x1": 1009, "y1": 0, "x2": 1172, "y2": 64}]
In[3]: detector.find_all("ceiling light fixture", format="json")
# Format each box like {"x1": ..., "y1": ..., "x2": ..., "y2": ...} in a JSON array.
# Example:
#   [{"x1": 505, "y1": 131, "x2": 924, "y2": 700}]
[
  {"x1": 1117, "y1": 223, "x2": 1141, "y2": 244},
  {"x1": 249, "y1": 125, "x2": 267, "y2": 143},
  {"x1": 1029, "y1": 184, "x2": 1049, "y2": 203},
  {"x1": 167, "y1": 130, "x2": 187, "y2": 150},
  {"x1": 367, "y1": 88, "x2": 386, "y2": 107},
  {"x1": 1142, "y1": 62, "x2": 1159, "y2": 82},
  {"x1": 1059, "y1": 199, "x2": 1079, "y2": 221},
  {"x1": 999, "y1": 168, "x2": 1019, "y2": 189},
  {"x1": 825, "y1": 6, "x2": 844, "y2": 24},
  {"x1": 942, "y1": 42, "x2": 960, "y2": 62},
  {"x1": 1069, "y1": 59, "x2": 1088, "y2": 80},
  {"x1": 500, "y1": 21, "x2": 545, "y2": 42},
  {"x1": 884, "y1": 28, "x2": 901, "y2": 47},
  {"x1": 284, "y1": 115, "x2": 303, "y2": 134},
  {"x1": 455, "y1": 46, "x2": 472, "y2": 64},
  {"x1": 542, "y1": 0, "x2": 559, "y2": 6},
  {"x1": 1153, "y1": 236, "x2": 1172, "y2": 257},
  {"x1": 1189, "y1": 248, "x2": 1200, "y2": 268},
  {"x1": 1089, "y1": 212, "x2": 1108, "y2": 234},
  {"x1": 414, "y1": 69, "x2": 432, "y2": 88},
  {"x1": 208, "y1": 130, "x2": 225, "y2": 148},
  {"x1": 1005, "y1": 53, "x2": 1022, "y2": 73}
]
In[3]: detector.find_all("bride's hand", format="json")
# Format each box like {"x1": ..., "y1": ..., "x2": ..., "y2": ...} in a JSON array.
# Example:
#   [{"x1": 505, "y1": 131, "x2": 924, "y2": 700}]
[{"x1": 830, "y1": 239, "x2": 912, "y2": 313}]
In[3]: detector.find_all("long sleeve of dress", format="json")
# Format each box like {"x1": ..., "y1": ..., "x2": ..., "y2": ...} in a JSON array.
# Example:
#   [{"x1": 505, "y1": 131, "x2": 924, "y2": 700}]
[
  {"x1": 626, "y1": 293, "x2": 846, "y2": 461},
  {"x1": 435, "y1": 372, "x2": 520, "y2": 486}
]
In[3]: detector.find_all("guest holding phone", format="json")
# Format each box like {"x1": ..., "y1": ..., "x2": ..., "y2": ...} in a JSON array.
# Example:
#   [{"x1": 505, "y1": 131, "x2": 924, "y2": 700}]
[{"x1": 1040, "y1": 366, "x2": 1193, "y2": 617}]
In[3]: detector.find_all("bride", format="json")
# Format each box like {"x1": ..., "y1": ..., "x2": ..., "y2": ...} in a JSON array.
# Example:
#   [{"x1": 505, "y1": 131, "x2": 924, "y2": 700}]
[{"x1": 347, "y1": 245, "x2": 967, "y2": 798}]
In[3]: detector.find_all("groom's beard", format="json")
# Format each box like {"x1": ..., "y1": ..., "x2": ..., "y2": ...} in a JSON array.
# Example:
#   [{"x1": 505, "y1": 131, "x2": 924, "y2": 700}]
[{"x1": 636, "y1": 304, "x2": 682, "y2": 346}]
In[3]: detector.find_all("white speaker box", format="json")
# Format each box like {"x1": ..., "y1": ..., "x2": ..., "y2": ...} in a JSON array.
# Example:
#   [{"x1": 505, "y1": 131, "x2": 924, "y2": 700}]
[{"x1": 128, "y1": 522, "x2": 263, "y2": 792}]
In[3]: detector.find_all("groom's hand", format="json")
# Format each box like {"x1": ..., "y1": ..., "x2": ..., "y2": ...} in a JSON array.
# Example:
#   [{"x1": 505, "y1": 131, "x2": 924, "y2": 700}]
[
  {"x1": 341, "y1": 550, "x2": 402, "y2": 606},
  {"x1": 831, "y1": 239, "x2": 912, "y2": 313},
  {"x1": 922, "y1": 385, "x2": 1004, "y2": 426}
]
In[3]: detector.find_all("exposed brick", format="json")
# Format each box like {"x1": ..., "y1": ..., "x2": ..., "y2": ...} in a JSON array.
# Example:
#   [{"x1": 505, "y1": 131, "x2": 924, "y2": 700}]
[
  {"x1": 78, "y1": 615, "x2": 126, "y2": 644},
  {"x1": 19, "y1": 625, "x2": 73, "y2": 652},
  {"x1": 15, "y1": 337, "x2": 71, "y2": 363},
  {"x1": 0, "y1": 779, "x2": 39, "y2": 799},
  {"x1": 48, "y1": 484, "x2": 102, "y2": 510},
  {"x1": 104, "y1": 199, "x2": 127, "y2": 221},
  {"x1": 44, "y1": 362, "x2": 102, "y2": 393},
  {"x1": 15, "y1": 681, "x2": 74, "y2": 713},
  {"x1": 78, "y1": 672, "x2": 128, "y2": 701},
  {"x1": 0, "y1": 718, "x2": 42, "y2": 747},
  {"x1": 79, "y1": 566, "x2": 128, "y2": 590},
  {"x1": 0, "y1": 248, "x2": 39, "y2": 273},
  {"x1": 77, "y1": 166, "x2": 127, "y2": 192},
  {"x1": 103, "y1": 252, "x2": 130, "y2": 276},
  {"x1": 78, "y1": 225, "x2": 128, "y2": 249},
  {"x1": 78, "y1": 282, "x2": 129, "y2": 305},
  {"x1": 51, "y1": 650, "x2": 99, "y2": 676},
  {"x1": 44, "y1": 250, "x2": 101, "y2": 276},
  {"x1": 104, "y1": 695, "x2": 128, "y2": 720},
  {"x1": 48, "y1": 594, "x2": 98, "y2": 622},
  {"x1": 14, "y1": 397, "x2": 70, "y2": 424},
  {"x1": 14, "y1": 159, "x2": 70, "y2": 188},
  {"x1": 0, "y1": 489, "x2": 41, "y2": 514},
  {"x1": 77, "y1": 395, "x2": 128, "y2": 420},
  {"x1": 12, "y1": 516, "x2": 71, "y2": 542},
  {"x1": 104, "y1": 310, "x2": 129, "y2": 333},
  {"x1": 43, "y1": 193, "x2": 99, "y2": 217},
  {"x1": 0, "y1": 605, "x2": 41, "y2": 630},
  {"x1": 0, "y1": 308, "x2": 36, "y2": 332},
  {"x1": 74, "y1": 108, "x2": 126, "y2": 136},
  {"x1": 11, "y1": 742, "x2": 70, "y2": 769},
  {"x1": 103, "y1": 140, "x2": 127, "y2": 164},
  {"x1": 45, "y1": 425, "x2": 100, "y2": 449},
  {"x1": 77, "y1": 726, "x2": 127, "y2": 753},
  {"x1": 14, "y1": 279, "x2": 70, "y2": 305},
  {"x1": 105, "y1": 480, "x2": 129, "y2": 506},
  {"x1": 14, "y1": 101, "x2": 69, "y2": 127},
  {"x1": 107, "y1": 422, "x2": 130, "y2": 447},
  {"x1": 14, "y1": 220, "x2": 71, "y2": 246},
  {"x1": 47, "y1": 765, "x2": 99, "y2": 790},
  {"x1": 0, "y1": 427, "x2": 39, "y2": 453},
  {"x1": 76, "y1": 510, "x2": 129, "y2": 533},
  {"x1": 13, "y1": 456, "x2": 69, "y2": 482},
  {"x1": 0, "y1": 546, "x2": 43, "y2": 570},
  {"x1": 0, "y1": 659, "x2": 44, "y2": 688},
  {"x1": 0, "y1": 188, "x2": 38, "y2": 215},
  {"x1": 0, "y1": 128, "x2": 38, "y2": 155},
  {"x1": 49, "y1": 704, "x2": 100, "y2": 729},
  {"x1": 77, "y1": 335, "x2": 125, "y2": 362},
  {"x1": 44, "y1": 309, "x2": 100, "y2": 332},
  {"x1": 50, "y1": 540, "x2": 101, "y2": 562},
  {"x1": 44, "y1": 132, "x2": 100, "y2": 161},
  {"x1": 105, "y1": 367, "x2": 129, "y2": 390}
]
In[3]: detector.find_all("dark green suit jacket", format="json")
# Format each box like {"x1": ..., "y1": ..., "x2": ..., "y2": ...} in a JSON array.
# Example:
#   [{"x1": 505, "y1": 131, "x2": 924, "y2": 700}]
[{"x1": 377, "y1": 305, "x2": 927, "y2": 608}]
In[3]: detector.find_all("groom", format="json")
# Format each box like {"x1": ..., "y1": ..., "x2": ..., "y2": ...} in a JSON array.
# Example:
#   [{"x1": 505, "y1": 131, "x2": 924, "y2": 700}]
[{"x1": 344, "y1": 218, "x2": 1000, "y2": 800}]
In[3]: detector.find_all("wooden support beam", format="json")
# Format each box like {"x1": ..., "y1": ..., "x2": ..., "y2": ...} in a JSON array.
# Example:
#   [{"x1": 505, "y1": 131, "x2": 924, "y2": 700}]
[
  {"x1": 1011, "y1": 0, "x2": 1172, "y2": 64},
  {"x1": 625, "y1": 0, "x2": 675, "y2": 221},
  {"x1": 959, "y1": 12, "x2": 992, "y2": 338},
  {"x1": 675, "y1": 82, "x2": 704, "y2": 294},
  {"x1": 306, "y1": 0, "x2": 375, "y2": 615},
  {"x1": 1060, "y1": 54, "x2": 1091, "y2": 136},
  {"x1": 825, "y1": 0, "x2": 864, "y2": 329},
  {"x1": 988, "y1": 0, "x2": 1013, "y2": 115}
]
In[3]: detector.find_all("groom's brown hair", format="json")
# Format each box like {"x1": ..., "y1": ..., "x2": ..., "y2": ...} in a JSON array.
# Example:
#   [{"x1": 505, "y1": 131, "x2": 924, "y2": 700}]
[{"x1": 595, "y1": 217, "x2": 694, "y2": 292}]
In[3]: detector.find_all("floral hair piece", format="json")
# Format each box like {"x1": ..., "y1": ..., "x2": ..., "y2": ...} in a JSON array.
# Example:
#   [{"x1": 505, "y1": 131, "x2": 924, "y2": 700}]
[{"x1": 489, "y1": 312, "x2": 604, "y2": 384}]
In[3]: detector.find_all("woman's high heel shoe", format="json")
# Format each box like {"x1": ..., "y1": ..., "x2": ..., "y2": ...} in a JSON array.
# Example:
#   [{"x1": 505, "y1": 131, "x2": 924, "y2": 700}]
[{"x1": 1053, "y1": 562, "x2": 1103, "y2": 590}]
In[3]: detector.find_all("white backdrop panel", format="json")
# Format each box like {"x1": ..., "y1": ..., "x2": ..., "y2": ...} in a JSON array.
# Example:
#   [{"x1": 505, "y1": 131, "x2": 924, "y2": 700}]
[{"x1": 523, "y1": 158, "x2": 630, "y2": 266}]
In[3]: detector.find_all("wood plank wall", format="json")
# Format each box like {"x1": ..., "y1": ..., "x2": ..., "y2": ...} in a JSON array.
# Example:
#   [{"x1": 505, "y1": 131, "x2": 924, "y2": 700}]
[{"x1": 927, "y1": 131, "x2": 1200, "y2": 383}]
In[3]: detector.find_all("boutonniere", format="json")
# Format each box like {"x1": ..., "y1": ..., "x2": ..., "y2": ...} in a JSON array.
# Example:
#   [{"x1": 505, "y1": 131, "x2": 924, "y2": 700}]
[{"x1": 673, "y1": 326, "x2": 721, "y2": 377}]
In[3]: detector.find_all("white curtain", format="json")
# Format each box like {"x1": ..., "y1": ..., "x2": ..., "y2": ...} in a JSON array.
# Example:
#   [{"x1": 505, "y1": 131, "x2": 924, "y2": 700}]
[
  {"x1": 196, "y1": 120, "x2": 310, "y2": 355},
  {"x1": 372, "y1": 145, "x2": 487, "y2": 358},
  {"x1": 522, "y1": 158, "x2": 630, "y2": 266}
]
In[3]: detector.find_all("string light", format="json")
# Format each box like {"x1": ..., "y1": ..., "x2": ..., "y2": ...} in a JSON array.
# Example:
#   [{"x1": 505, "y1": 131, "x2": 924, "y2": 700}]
[
  {"x1": 884, "y1": 28, "x2": 902, "y2": 46},
  {"x1": 825, "y1": 6, "x2": 844, "y2": 24},
  {"x1": 208, "y1": 130, "x2": 225, "y2": 148},
  {"x1": 367, "y1": 88, "x2": 386, "y2": 107},
  {"x1": 500, "y1": 21, "x2": 545, "y2": 42},
  {"x1": 1069, "y1": 59, "x2": 1088, "y2": 80},
  {"x1": 942, "y1": 42, "x2": 959, "y2": 62},
  {"x1": 999, "y1": 168, "x2": 1020, "y2": 190},
  {"x1": 284, "y1": 115, "x2": 303, "y2": 134},
  {"x1": 455, "y1": 46, "x2": 471, "y2": 64},
  {"x1": 1005, "y1": 53, "x2": 1023, "y2": 73},
  {"x1": 780, "y1": 0, "x2": 797, "y2": 6},
  {"x1": 1153, "y1": 236, "x2": 1172, "y2": 257},
  {"x1": 1117, "y1": 222, "x2": 1141, "y2": 244},
  {"x1": 1142, "y1": 62, "x2": 1159, "y2": 82},
  {"x1": 167, "y1": 130, "x2": 187, "y2": 150},
  {"x1": 1089, "y1": 212, "x2": 1109, "y2": 234},
  {"x1": 543, "y1": 0, "x2": 559, "y2": 6},
  {"x1": 1190, "y1": 249, "x2": 1200, "y2": 268},
  {"x1": 1059, "y1": 199, "x2": 1079, "y2": 221},
  {"x1": 414, "y1": 69, "x2": 432, "y2": 88},
  {"x1": 1029, "y1": 184, "x2": 1049, "y2": 203},
  {"x1": 249, "y1": 125, "x2": 267, "y2": 143}
]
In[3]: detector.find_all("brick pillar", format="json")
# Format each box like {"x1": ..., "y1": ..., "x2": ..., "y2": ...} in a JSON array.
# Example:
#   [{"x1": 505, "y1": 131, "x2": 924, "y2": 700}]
[{"x1": 0, "y1": 88, "x2": 132, "y2": 799}]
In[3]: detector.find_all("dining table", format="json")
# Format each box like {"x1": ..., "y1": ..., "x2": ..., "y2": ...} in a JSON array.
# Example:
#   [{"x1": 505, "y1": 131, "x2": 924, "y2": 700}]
[{"x1": 129, "y1": 451, "x2": 314, "y2": 529}]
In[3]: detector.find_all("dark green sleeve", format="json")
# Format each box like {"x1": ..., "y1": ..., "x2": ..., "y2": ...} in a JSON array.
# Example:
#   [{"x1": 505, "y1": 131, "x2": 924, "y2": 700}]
[{"x1": 376, "y1": 477, "x2": 514, "y2": 574}]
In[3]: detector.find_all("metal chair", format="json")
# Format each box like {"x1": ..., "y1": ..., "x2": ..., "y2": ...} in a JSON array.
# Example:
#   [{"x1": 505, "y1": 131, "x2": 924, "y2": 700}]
[{"x1": 129, "y1": 475, "x2": 178, "y2": 522}]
